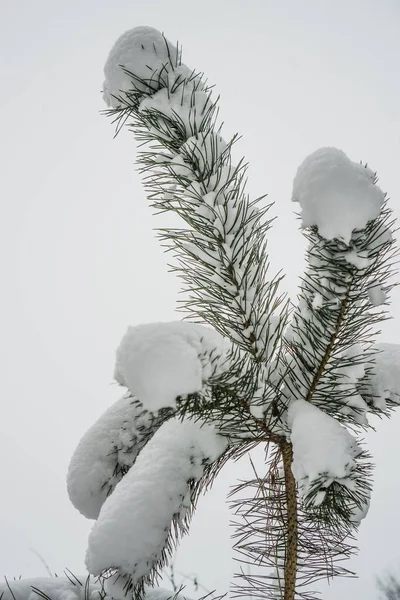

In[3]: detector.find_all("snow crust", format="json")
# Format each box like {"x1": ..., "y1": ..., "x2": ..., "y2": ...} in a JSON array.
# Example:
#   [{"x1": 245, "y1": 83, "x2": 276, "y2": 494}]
[
  {"x1": 86, "y1": 417, "x2": 227, "y2": 581},
  {"x1": 288, "y1": 400, "x2": 366, "y2": 516},
  {"x1": 114, "y1": 321, "x2": 230, "y2": 411},
  {"x1": 292, "y1": 148, "x2": 385, "y2": 244},
  {"x1": 67, "y1": 393, "x2": 159, "y2": 519},
  {"x1": 103, "y1": 27, "x2": 193, "y2": 108}
]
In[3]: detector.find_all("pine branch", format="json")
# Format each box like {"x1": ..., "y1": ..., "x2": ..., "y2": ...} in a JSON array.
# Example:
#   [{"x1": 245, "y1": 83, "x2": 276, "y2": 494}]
[
  {"x1": 285, "y1": 199, "x2": 397, "y2": 425},
  {"x1": 103, "y1": 42, "x2": 289, "y2": 372},
  {"x1": 305, "y1": 286, "x2": 351, "y2": 403}
]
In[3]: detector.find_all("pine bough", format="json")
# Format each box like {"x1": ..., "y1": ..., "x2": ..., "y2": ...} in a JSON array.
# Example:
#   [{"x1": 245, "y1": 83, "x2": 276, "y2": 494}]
[{"x1": 6, "y1": 25, "x2": 400, "y2": 600}]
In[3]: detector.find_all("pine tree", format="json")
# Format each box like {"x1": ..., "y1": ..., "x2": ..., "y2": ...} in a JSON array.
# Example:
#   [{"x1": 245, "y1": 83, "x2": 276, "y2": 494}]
[{"x1": 2, "y1": 25, "x2": 399, "y2": 600}]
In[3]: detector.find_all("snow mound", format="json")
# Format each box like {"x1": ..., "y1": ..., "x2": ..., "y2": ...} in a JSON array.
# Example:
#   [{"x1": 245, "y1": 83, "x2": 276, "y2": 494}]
[
  {"x1": 103, "y1": 26, "x2": 191, "y2": 108},
  {"x1": 67, "y1": 394, "x2": 161, "y2": 519},
  {"x1": 86, "y1": 417, "x2": 227, "y2": 582},
  {"x1": 292, "y1": 147, "x2": 384, "y2": 244},
  {"x1": 114, "y1": 321, "x2": 231, "y2": 411}
]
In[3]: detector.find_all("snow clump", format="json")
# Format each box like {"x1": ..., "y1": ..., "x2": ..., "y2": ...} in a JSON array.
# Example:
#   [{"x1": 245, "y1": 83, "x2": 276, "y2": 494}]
[
  {"x1": 67, "y1": 393, "x2": 161, "y2": 519},
  {"x1": 114, "y1": 321, "x2": 231, "y2": 411},
  {"x1": 292, "y1": 147, "x2": 385, "y2": 244},
  {"x1": 287, "y1": 399, "x2": 369, "y2": 521},
  {"x1": 103, "y1": 26, "x2": 192, "y2": 108}
]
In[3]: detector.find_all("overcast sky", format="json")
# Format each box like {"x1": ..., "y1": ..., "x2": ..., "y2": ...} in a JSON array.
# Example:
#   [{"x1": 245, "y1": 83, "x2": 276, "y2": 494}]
[{"x1": 1, "y1": 1, "x2": 400, "y2": 599}]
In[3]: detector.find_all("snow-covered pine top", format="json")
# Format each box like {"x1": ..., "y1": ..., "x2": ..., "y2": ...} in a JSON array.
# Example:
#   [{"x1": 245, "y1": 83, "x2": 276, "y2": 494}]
[
  {"x1": 114, "y1": 321, "x2": 232, "y2": 411},
  {"x1": 98, "y1": 26, "x2": 400, "y2": 595},
  {"x1": 292, "y1": 147, "x2": 385, "y2": 244},
  {"x1": 103, "y1": 26, "x2": 194, "y2": 107}
]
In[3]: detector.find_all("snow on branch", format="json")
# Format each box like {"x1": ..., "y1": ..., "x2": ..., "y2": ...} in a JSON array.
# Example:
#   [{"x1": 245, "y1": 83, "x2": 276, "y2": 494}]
[
  {"x1": 103, "y1": 26, "x2": 192, "y2": 107},
  {"x1": 283, "y1": 147, "x2": 397, "y2": 426},
  {"x1": 114, "y1": 321, "x2": 232, "y2": 411},
  {"x1": 102, "y1": 26, "x2": 288, "y2": 365},
  {"x1": 292, "y1": 147, "x2": 385, "y2": 244},
  {"x1": 288, "y1": 400, "x2": 370, "y2": 524},
  {"x1": 85, "y1": 418, "x2": 227, "y2": 597},
  {"x1": 67, "y1": 393, "x2": 168, "y2": 519}
]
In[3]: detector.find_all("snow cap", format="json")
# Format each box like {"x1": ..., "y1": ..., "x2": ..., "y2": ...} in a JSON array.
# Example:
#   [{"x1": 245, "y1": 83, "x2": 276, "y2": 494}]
[
  {"x1": 103, "y1": 26, "x2": 188, "y2": 107},
  {"x1": 292, "y1": 147, "x2": 385, "y2": 244},
  {"x1": 114, "y1": 321, "x2": 230, "y2": 412}
]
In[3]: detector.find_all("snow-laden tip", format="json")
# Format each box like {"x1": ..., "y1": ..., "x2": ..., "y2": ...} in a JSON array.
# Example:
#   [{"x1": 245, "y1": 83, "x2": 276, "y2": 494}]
[
  {"x1": 114, "y1": 321, "x2": 231, "y2": 411},
  {"x1": 103, "y1": 26, "x2": 190, "y2": 108},
  {"x1": 292, "y1": 147, "x2": 385, "y2": 244},
  {"x1": 67, "y1": 394, "x2": 160, "y2": 519},
  {"x1": 86, "y1": 417, "x2": 227, "y2": 581}
]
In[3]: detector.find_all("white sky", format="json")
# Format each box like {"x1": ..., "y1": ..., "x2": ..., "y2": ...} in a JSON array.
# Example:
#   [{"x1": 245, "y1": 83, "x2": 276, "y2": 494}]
[{"x1": 1, "y1": 1, "x2": 400, "y2": 599}]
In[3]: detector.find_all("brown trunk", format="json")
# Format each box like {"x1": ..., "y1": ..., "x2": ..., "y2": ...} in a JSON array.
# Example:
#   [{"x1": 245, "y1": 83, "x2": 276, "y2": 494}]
[{"x1": 281, "y1": 440, "x2": 298, "y2": 600}]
